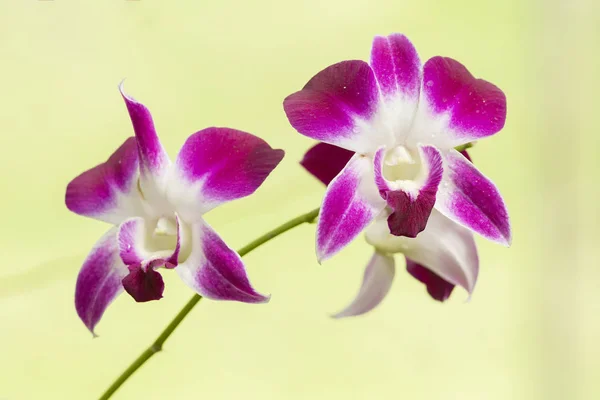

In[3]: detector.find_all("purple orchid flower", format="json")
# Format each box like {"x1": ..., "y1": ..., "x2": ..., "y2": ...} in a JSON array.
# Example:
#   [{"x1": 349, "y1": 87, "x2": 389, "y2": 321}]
[
  {"x1": 284, "y1": 33, "x2": 511, "y2": 262},
  {"x1": 66, "y1": 84, "x2": 284, "y2": 333},
  {"x1": 301, "y1": 143, "x2": 478, "y2": 317}
]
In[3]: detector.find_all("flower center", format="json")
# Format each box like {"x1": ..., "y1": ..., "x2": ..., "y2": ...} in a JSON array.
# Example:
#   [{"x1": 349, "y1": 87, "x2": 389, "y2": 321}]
[
  {"x1": 382, "y1": 145, "x2": 421, "y2": 182},
  {"x1": 148, "y1": 216, "x2": 179, "y2": 253}
]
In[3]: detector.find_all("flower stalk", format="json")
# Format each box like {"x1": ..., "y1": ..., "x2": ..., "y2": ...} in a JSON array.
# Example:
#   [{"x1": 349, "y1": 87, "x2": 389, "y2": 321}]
[{"x1": 98, "y1": 207, "x2": 320, "y2": 400}]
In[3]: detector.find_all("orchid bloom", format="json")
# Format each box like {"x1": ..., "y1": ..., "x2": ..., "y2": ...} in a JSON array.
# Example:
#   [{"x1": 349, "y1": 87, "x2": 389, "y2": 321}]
[
  {"x1": 301, "y1": 143, "x2": 478, "y2": 317},
  {"x1": 284, "y1": 33, "x2": 511, "y2": 262},
  {"x1": 66, "y1": 84, "x2": 284, "y2": 333}
]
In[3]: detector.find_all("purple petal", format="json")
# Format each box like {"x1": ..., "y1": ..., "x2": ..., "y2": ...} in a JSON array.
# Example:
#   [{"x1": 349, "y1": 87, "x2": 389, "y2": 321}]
[
  {"x1": 122, "y1": 265, "x2": 165, "y2": 302},
  {"x1": 117, "y1": 218, "x2": 148, "y2": 266},
  {"x1": 284, "y1": 60, "x2": 384, "y2": 153},
  {"x1": 332, "y1": 252, "x2": 395, "y2": 318},
  {"x1": 169, "y1": 127, "x2": 284, "y2": 220},
  {"x1": 176, "y1": 219, "x2": 268, "y2": 303},
  {"x1": 317, "y1": 154, "x2": 386, "y2": 262},
  {"x1": 370, "y1": 34, "x2": 421, "y2": 141},
  {"x1": 373, "y1": 145, "x2": 443, "y2": 237},
  {"x1": 66, "y1": 137, "x2": 143, "y2": 225},
  {"x1": 411, "y1": 57, "x2": 506, "y2": 148},
  {"x1": 366, "y1": 210, "x2": 478, "y2": 294},
  {"x1": 406, "y1": 259, "x2": 455, "y2": 302},
  {"x1": 75, "y1": 228, "x2": 128, "y2": 334},
  {"x1": 119, "y1": 83, "x2": 169, "y2": 175},
  {"x1": 119, "y1": 83, "x2": 171, "y2": 210},
  {"x1": 300, "y1": 142, "x2": 355, "y2": 186},
  {"x1": 436, "y1": 150, "x2": 511, "y2": 245},
  {"x1": 371, "y1": 34, "x2": 421, "y2": 98}
]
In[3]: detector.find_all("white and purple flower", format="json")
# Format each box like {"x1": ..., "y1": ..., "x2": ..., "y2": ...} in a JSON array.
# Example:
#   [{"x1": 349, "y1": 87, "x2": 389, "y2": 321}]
[
  {"x1": 66, "y1": 84, "x2": 284, "y2": 333},
  {"x1": 284, "y1": 33, "x2": 511, "y2": 262},
  {"x1": 300, "y1": 143, "x2": 478, "y2": 316}
]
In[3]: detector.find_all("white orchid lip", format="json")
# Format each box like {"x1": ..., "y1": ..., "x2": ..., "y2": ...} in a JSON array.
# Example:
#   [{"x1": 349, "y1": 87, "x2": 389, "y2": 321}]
[{"x1": 67, "y1": 83, "x2": 284, "y2": 334}]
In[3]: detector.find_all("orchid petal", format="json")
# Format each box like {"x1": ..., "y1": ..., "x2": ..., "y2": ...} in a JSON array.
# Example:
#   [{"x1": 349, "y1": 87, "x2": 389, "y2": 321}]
[
  {"x1": 119, "y1": 83, "x2": 171, "y2": 213},
  {"x1": 66, "y1": 137, "x2": 144, "y2": 225},
  {"x1": 366, "y1": 210, "x2": 478, "y2": 295},
  {"x1": 435, "y1": 150, "x2": 511, "y2": 245},
  {"x1": 284, "y1": 60, "x2": 388, "y2": 153},
  {"x1": 300, "y1": 142, "x2": 354, "y2": 186},
  {"x1": 409, "y1": 57, "x2": 506, "y2": 149},
  {"x1": 332, "y1": 252, "x2": 395, "y2": 318},
  {"x1": 75, "y1": 228, "x2": 128, "y2": 334},
  {"x1": 370, "y1": 34, "x2": 421, "y2": 142},
  {"x1": 317, "y1": 154, "x2": 386, "y2": 262},
  {"x1": 168, "y1": 127, "x2": 284, "y2": 221},
  {"x1": 176, "y1": 219, "x2": 268, "y2": 303},
  {"x1": 122, "y1": 265, "x2": 165, "y2": 302},
  {"x1": 374, "y1": 145, "x2": 443, "y2": 237},
  {"x1": 406, "y1": 259, "x2": 455, "y2": 302}
]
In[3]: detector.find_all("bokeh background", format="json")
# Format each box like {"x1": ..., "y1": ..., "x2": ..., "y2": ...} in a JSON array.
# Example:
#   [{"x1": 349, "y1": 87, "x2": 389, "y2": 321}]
[{"x1": 1, "y1": 0, "x2": 598, "y2": 399}]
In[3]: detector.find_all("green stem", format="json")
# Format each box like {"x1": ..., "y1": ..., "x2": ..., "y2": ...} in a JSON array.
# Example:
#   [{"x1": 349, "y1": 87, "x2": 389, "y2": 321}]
[
  {"x1": 454, "y1": 142, "x2": 474, "y2": 152},
  {"x1": 98, "y1": 207, "x2": 320, "y2": 400}
]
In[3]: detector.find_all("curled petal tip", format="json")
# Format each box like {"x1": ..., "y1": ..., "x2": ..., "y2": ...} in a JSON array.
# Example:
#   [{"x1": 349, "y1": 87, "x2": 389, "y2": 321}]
[
  {"x1": 332, "y1": 252, "x2": 395, "y2": 318},
  {"x1": 465, "y1": 292, "x2": 474, "y2": 303},
  {"x1": 118, "y1": 80, "x2": 139, "y2": 104},
  {"x1": 118, "y1": 79, "x2": 127, "y2": 94},
  {"x1": 315, "y1": 251, "x2": 326, "y2": 265},
  {"x1": 255, "y1": 293, "x2": 271, "y2": 304},
  {"x1": 330, "y1": 312, "x2": 347, "y2": 320},
  {"x1": 118, "y1": 79, "x2": 128, "y2": 97},
  {"x1": 502, "y1": 230, "x2": 513, "y2": 247}
]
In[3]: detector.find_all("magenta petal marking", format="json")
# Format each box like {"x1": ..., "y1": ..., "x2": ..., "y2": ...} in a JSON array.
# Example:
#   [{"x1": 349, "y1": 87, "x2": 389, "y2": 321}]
[
  {"x1": 119, "y1": 83, "x2": 169, "y2": 175},
  {"x1": 177, "y1": 220, "x2": 269, "y2": 303},
  {"x1": 301, "y1": 142, "x2": 355, "y2": 186},
  {"x1": 316, "y1": 155, "x2": 386, "y2": 262},
  {"x1": 174, "y1": 127, "x2": 284, "y2": 207},
  {"x1": 406, "y1": 258, "x2": 454, "y2": 302},
  {"x1": 374, "y1": 146, "x2": 443, "y2": 238},
  {"x1": 122, "y1": 264, "x2": 165, "y2": 302},
  {"x1": 117, "y1": 218, "x2": 146, "y2": 266},
  {"x1": 65, "y1": 137, "x2": 141, "y2": 225},
  {"x1": 283, "y1": 60, "x2": 380, "y2": 152},
  {"x1": 423, "y1": 57, "x2": 506, "y2": 141},
  {"x1": 436, "y1": 150, "x2": 511, "y2": 245},
  {"x1": 75, "y1": 228, "x2": 128, "y2": 334},
  {"x1": 333, "y1": 252, "x2": 395, "y2": 318},
  {"x1": 370, "y1": 34, "x2": 421, "y2": 98}
]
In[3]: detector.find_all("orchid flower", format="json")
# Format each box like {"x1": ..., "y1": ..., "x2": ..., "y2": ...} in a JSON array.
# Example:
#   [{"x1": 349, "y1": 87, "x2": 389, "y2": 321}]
[
  {"x1": 66, "y1": 84, "x2": 284, "y2": 333},
  {"x1": 284, "y1": 33, "x2": 511, "y2": 262},
  {"x1": 301, "y1": 142, "x2": 478, "y2": 317}
]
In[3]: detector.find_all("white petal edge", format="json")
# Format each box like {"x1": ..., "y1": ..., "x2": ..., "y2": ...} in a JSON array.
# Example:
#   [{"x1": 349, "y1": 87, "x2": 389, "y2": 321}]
[
  {"x1": 332, "y1": 252, "x2": 396, "y2": 318},
  {"x1": 366, "y1": 209, "x2": 478, "y2": 294}
]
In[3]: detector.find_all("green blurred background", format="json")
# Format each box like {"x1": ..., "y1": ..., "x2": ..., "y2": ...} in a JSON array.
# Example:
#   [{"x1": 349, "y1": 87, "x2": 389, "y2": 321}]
[{"x1": 1, "y1": 0, "x2": 598, "y2": 399}]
